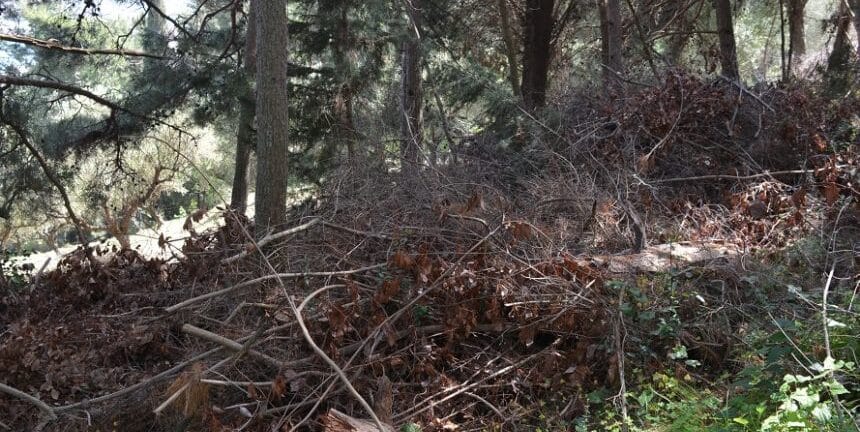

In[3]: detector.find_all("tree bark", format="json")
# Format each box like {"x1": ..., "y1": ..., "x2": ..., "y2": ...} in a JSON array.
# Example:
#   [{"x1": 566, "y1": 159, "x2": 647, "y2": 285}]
[
  {"x1": 713, "y1": 0, "x2": 739, "y2": 79},
  {"x1": 230, "y1": 0, "x2": 257, "y2": 214},
  {"x1": 825, "y1": 2, "x2": 854, "y2": 95},
  {"x1": 849, "y1": 0, "x2": 860, "y2": 58},
  {"x1": 496, "y1": 0, "x2": 520, "y2": 96},
  {"x1": 254, "y1": 0, "x2": 289, "y2": 233},
  {"x1": 321, "y1": 3, "x2": 358, "y2": 166},
  {"x1": 520, "y1": 0, "x2": 554, "y2": 111},
  {"x1": 786, "y1": 0, "x2": 807, "y2": 73},
  {"x1": 400, "y1": 0, "x2": 423, "y2": 167},
  {"x1": 599, "y1": 0, "x2": 624, "y2": 87}
]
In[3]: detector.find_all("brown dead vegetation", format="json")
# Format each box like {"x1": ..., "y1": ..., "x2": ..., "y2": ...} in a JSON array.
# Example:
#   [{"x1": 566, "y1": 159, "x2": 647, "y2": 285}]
[{"x1": 1, "y1": 75, "x2": 857, "y2": 431}]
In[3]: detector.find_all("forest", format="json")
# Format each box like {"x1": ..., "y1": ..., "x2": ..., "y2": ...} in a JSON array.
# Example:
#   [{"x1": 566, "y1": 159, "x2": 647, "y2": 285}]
[{"x1": 0, "y1": 0, "x2": 859, "y2": 430}]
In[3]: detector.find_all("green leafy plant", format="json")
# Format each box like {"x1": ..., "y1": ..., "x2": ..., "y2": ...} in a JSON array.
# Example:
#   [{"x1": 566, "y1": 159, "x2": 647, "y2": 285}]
[{"x1": 758, "y1": 357, "x2": 855, "y2": 431}]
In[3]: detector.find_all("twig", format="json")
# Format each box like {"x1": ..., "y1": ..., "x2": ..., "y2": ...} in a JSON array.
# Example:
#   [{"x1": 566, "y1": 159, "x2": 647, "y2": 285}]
[
  {"x1": 180, "y1": 324, "x2": 282, "y2": 368},
  {"x1": 822, "y1": 264, "x2": 835, "y2": 361},
  {"x1": 650, "y1": 165, "x2": 849, "y2": 184},
  {"x1": 152, "y1": 383, "x2": 189, "y2": 416},
  {"x1": 298, "y1": 284, "x2": 346, "y2": 312},
  {"x1": 164, "y1": 264, "x2": 386, "y2": 312},
  {"x1": 717, "y1": 74, "x2": 776, "y2": 113},
  {"x1": 0, "y1": 33, "x2": 164, "y2": 59},
  {"x1": 394, "y1": 353, "x2": 536, "y2": 421},
  {"x1": 0, "y1": 383, "x2": 57, "y2": 420},
  {"x1": 221, "y1": 218, "x2": 321, "y2": 264},
  {"x1": 321, "y1": 221, "x2": 392, "y2": 240},
  {"x1": 614, "y1": 287, "x2": 629, "y2": 431}
]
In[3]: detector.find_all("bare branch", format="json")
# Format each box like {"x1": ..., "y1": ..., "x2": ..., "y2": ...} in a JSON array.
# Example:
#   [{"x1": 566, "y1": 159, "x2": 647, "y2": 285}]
[
  {"x1": 0, "y1": 75, "x2": 130, "y2": 114},
  {"x1": 0, "y1": 383, "x2": 56, "y2": 420},
  {"x1": 164, "y1": 263, "x2": 387, "y2": 313},
  {"x1": 0, "y1": 33, "x2": 165, "y2": 59}
]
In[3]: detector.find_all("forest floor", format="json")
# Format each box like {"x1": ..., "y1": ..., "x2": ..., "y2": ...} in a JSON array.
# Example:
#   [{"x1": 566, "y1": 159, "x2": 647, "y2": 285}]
[{"x1": 1, "y1": 76, "x2": 859, "y2": 431}]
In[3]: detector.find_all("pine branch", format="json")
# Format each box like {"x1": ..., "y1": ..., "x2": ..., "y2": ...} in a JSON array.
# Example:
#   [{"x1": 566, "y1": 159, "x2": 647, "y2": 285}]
[{"x1": 0, "y1": 33, "x2": 165, "y2": 59}]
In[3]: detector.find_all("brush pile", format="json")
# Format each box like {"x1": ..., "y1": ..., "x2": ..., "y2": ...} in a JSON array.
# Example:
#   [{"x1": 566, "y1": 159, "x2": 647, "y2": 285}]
[{"x1": 1, "y1": 74, "x2": 857, "y2": 431}]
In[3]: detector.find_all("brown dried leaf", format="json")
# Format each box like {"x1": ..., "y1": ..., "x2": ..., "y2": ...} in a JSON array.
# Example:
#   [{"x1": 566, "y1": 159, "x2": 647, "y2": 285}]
[
  {"x1": 374, "y1": 279, "x2": 401, "y2": 305},
  {"x1": 390, "y1": 250, "x2": 414, "y2": 270},
  {"x1": 518, "y1": 325, "x2": 536, "y2": 347},
  {"x1": 271, "y1": 373, "x2": 287, "y2": 399},
  {"x1": 462, "y1": 192, "x2": 484, "y2": 214},
  {"x1": 791, "y1": 187, "x2": 806, "y2": 208},
  {"x1": 824, "y1": 182, "x2": 840, "y2": 206}
]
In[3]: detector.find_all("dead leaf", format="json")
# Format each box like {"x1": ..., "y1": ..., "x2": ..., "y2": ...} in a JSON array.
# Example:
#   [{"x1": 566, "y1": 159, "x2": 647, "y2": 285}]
[
  {"x1": 824, "y1": 182, "x2": 839, "y2": 206},
  {"x1": 390, "y1": 250, "x2": 414, "y2": 270}
]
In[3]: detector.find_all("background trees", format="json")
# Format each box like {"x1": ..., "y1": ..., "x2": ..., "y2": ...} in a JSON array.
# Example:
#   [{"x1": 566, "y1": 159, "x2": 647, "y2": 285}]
[{"x1": 0, "y1": 0, "x2": 855, "y2": 247}]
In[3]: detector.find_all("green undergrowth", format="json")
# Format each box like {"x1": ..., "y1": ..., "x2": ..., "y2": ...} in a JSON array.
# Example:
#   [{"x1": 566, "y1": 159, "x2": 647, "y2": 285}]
[{"x1": 578, "y1": 238, "x2": 860, "y2": 431}]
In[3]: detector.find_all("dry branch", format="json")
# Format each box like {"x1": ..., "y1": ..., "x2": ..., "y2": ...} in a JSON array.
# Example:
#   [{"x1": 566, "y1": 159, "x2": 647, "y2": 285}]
[
  {"x1": 180, "y1": 324, "x2": 283, "y2": 368},
  {"x1": 0, "y1": 383, "x2": 56, "y2": 420},
  {"x1": 648, "y1": 165, "x2": 849, "y2": 184},
  {"x1": 221, "y1": 218, "x2": 322, "y2": 264},
  {"x1": 164, "y1": 263, "x2": 386, "y2": 312},
  {"x1": 0, "y1": 33, "x2": 165, "y2": 59}
]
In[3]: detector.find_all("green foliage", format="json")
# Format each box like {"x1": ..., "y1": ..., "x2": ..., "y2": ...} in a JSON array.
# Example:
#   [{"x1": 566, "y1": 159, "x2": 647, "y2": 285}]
[{"x1": 400, "y1": 423, "x2": 421, "y2": 432}]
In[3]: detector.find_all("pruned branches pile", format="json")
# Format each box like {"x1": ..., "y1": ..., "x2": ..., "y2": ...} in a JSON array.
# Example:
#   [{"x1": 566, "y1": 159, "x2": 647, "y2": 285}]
[{"x1": 1, "y1": 73, "x2": 856, "y2": 431}]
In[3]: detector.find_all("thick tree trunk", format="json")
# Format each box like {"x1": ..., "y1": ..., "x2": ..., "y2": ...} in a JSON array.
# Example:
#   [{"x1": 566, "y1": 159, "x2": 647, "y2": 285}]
[
  {"x1": 713, "y1": 0, "x2": 739, "y2": 79},
  {"x1": 230, "y1": 0, "x2": 257, "y2": 214},
  {"x1": 599, "y1": 0, "x2": 624, "y2": 87},
  {"x1": 400, "y1": 0, "x2": 423, "y2": 167},
  {"x1": 254, "y1": 0, "x2": 290, "y2": 233},
  {"x1": 520, "y1": 0, "x2": 554, "y2": 111},
  {"x1": 496, "y1": 0, "x2": 520, "y2": 96},
  {"x1": 786, "y1": 0, "x2": 807, "y2": 73}
]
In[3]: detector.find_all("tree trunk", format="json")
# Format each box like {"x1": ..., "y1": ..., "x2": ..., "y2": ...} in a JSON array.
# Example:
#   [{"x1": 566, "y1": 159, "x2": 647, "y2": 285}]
[
  {"x1": 786, "y1": 0, "x2": 807, "y2": 73},
  {"x1": 849, "y1": 0, "x2": 860, "y2": 58},
  {"x1": 321, "y1": 4, "x2": 358, "y2": 166},
  {"x1": 230, "y1": 0, "x2": 257, "y2": 214},
  {"x1": 496, "y1": 0, "x2": 520, "y2": 96},
  {"x1": 145, "y1": 0, "x2": 165, "y2": 42},
  {"x1": 520, "y1": 0, "x2": 554, "y2": 111},
  {"x1": 656, "y1": 1, "x2": 696, "y2": 65},
  {"x1": 713, "y1": 0, "x2": 739, "y2": 79},
  {"x1": 400, "y1": 0, "x2": 423, "y2": 167},
  {"x1": 599, "y1": 0, "x2": 624, "y2": 87},
  {"x1": 254, "y1": 0, "x2": 290, "y2": 233},
  {"x1": 825, "y1": 2, "x2": 854, "y2": 95}
]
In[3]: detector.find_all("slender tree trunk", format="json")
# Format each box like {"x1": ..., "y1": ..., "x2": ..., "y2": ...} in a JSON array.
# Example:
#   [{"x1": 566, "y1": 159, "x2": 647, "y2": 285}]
[
  {"x1": 400, "y1": 0, "x2": 423, "y2": 167},
  {"x1": 145, "y1": 0, "x2": 165, "y2": 44},
  {"x1": 520, "y1": 0, "x2": 554, "y2": 111},
  {"x1": 599, "y1": 0, "x2": 624, "y2": 87},
  {"x1": 496, "y1": 0, "x2": 520, "y2": 96},
  {"x1": 849, "y1": 0, "x2": 860, "y2": 58},
  {"x1": 230, "y1": 0, "x2": 257, "y2": 214},
  {"x1": 322, "y1": 4, "x2": 357, "y2": 165},
  {"x1": 659, "y1": 1, "x2": 705, "y2": 66},
  {"x1": 787, "y1": 0, "x2": 807, "y2": 74},
  {"x1": 713, "y1": 0, "x2": 739, "y2": 79},
  {"x1": 254, "y1": 0, "x2": 289, "y2": 233},
  {"x1": 825, "y1": 2, "x2": 854, "y2": 95}
]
